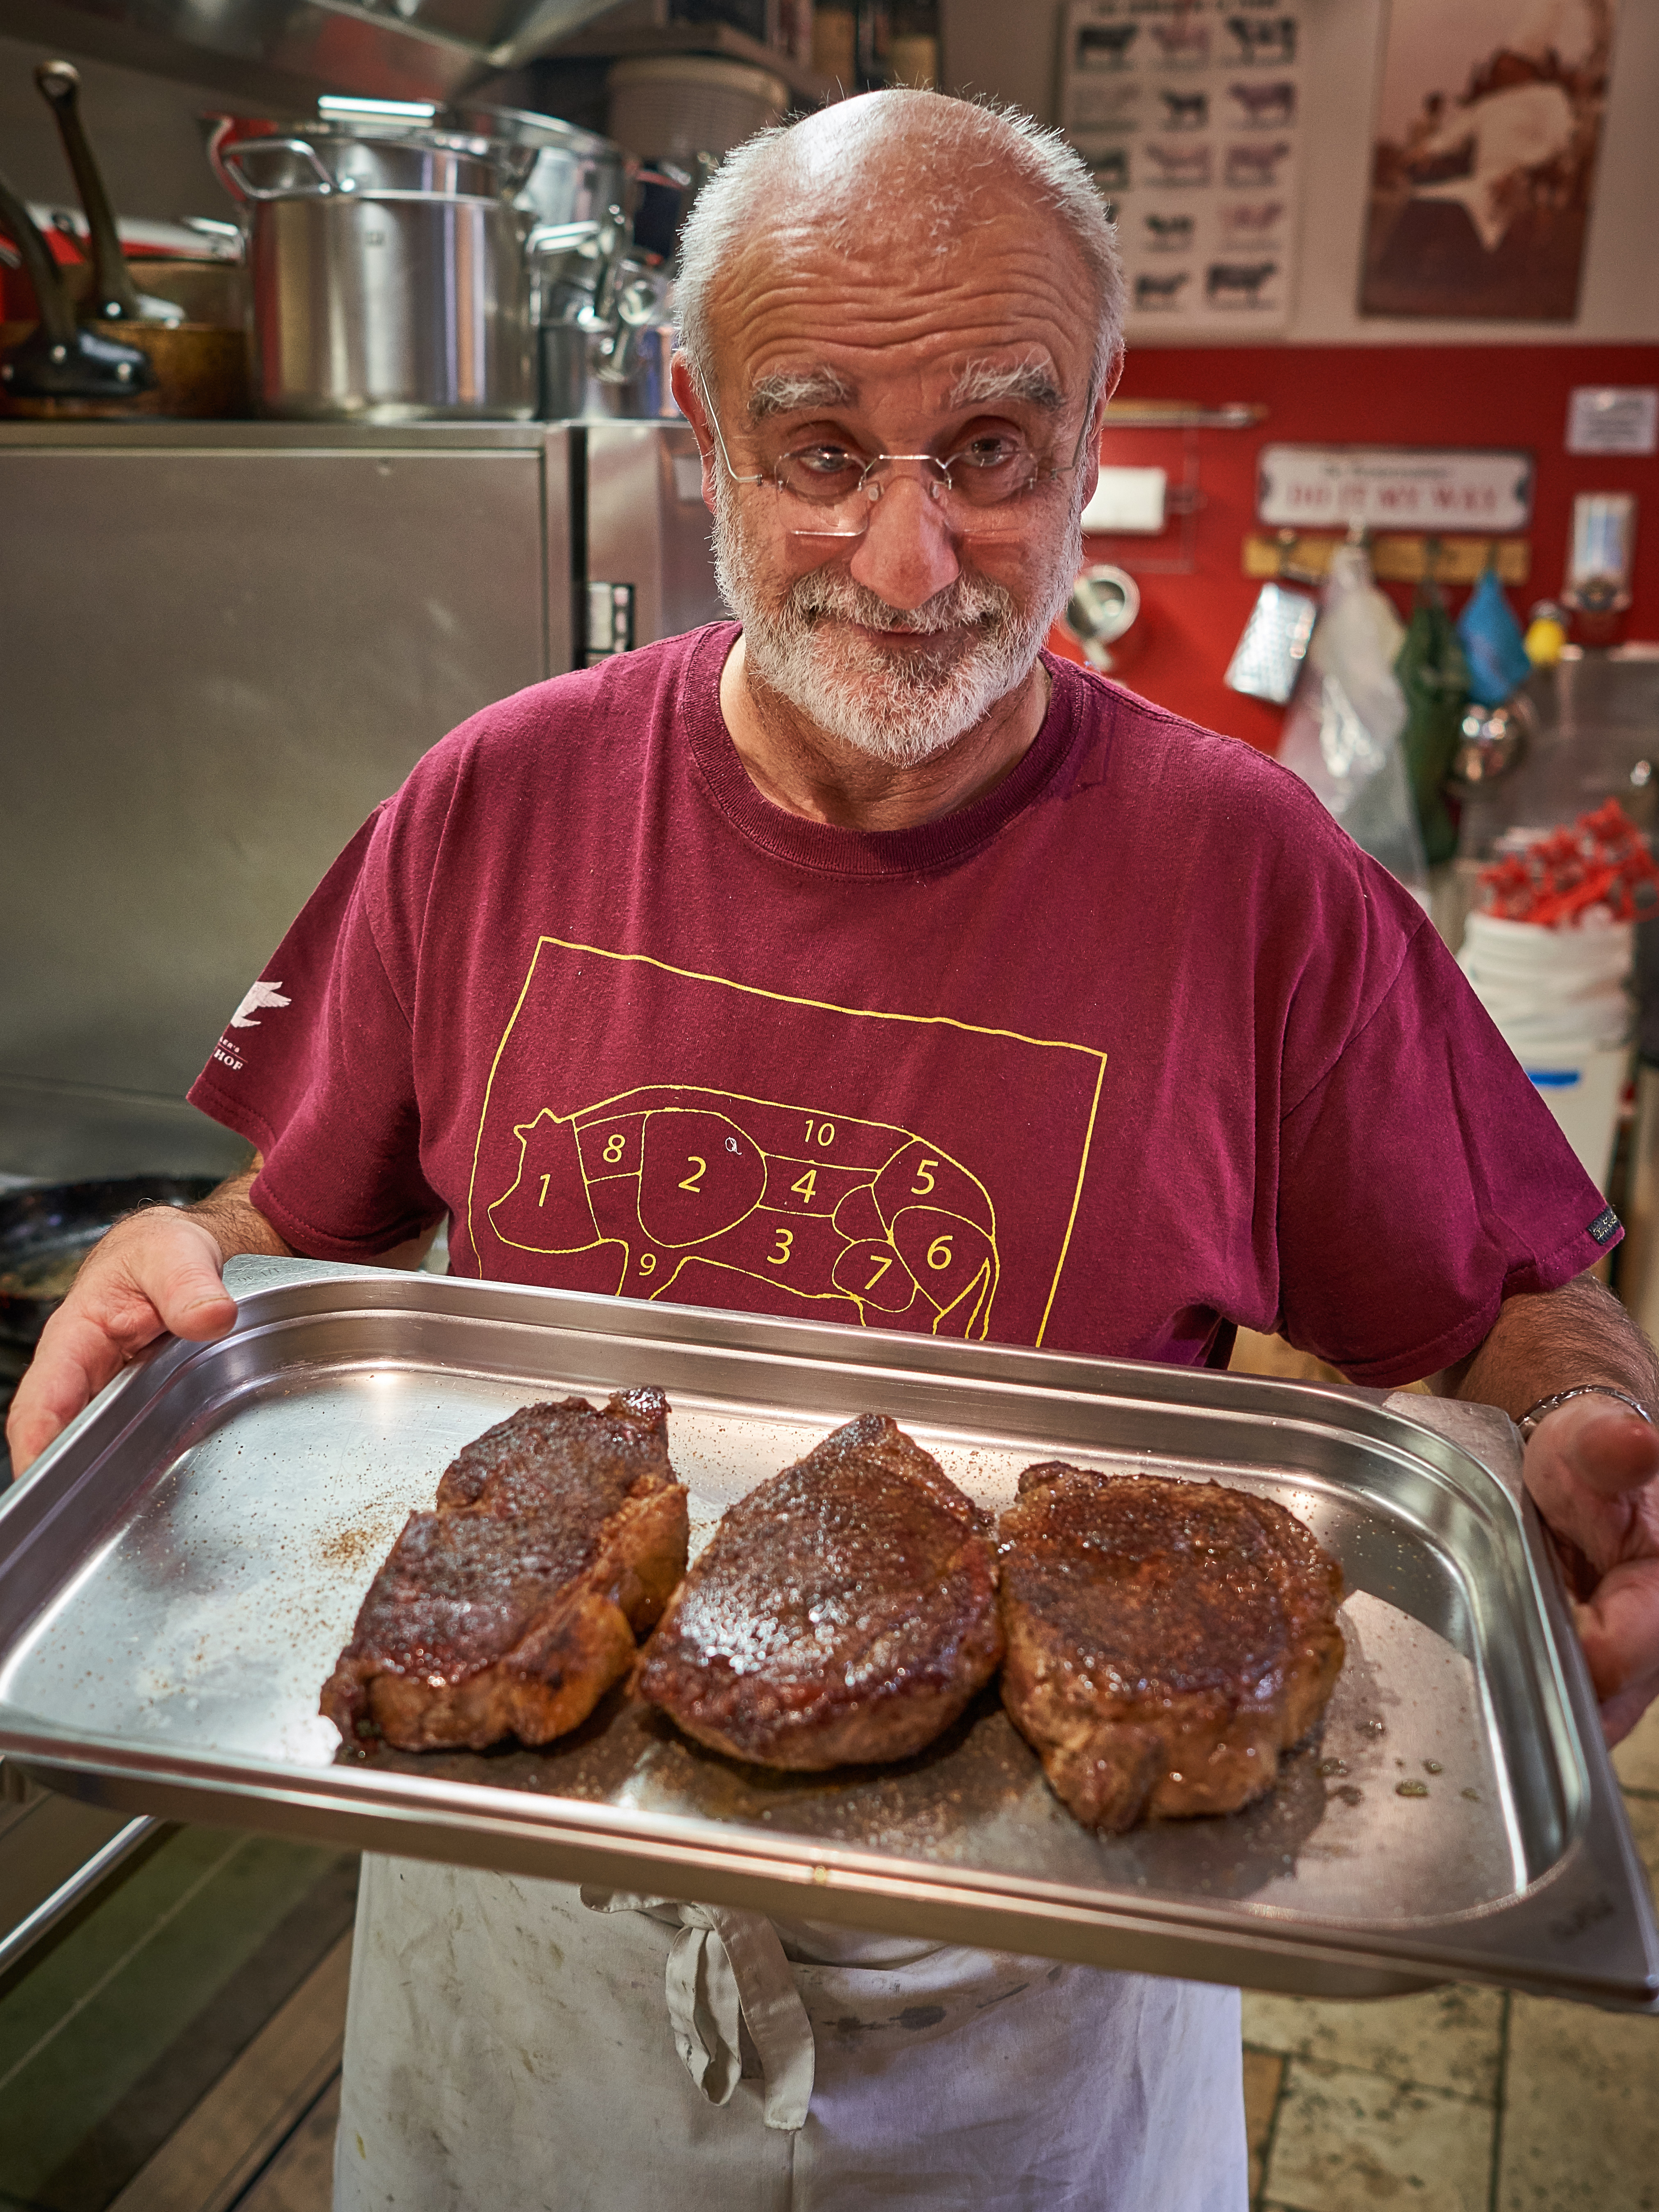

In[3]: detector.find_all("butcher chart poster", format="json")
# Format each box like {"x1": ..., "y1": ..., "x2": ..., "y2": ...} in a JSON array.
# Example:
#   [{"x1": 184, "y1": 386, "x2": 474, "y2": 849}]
[
  {"x1": 1360, "y1": 0, "x2": 1617, "y2": 321},
  {"x1": 1060, "y1": 0, "x2": 1306, "y2": 335}
]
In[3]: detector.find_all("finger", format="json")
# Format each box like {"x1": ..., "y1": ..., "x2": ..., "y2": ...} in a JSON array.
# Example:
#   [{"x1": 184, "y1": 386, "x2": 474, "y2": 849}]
[
  {"x1": 1524, "y1": 1403, "x2": 1659, "y2": 1571},
  {"x1": 1600, "y1": 1670, "x2": 1659, "y2": 1749},
  {"x1": 127, "y1": 1226, "x2": 238, "y2": 1342},
  {"x1": 1570, "y1": 1558, "x2": 1659, "y2": 1743},
  {"x1": 1528, "y1": 1398, "x2": 1659, "y2": 1501},
  {"x1": 6, "y1": 1291, "x2": 160, "y2": 1475},
  {"x1": 5, "y1": 1217, "x2": 236, "y2": 1478}
]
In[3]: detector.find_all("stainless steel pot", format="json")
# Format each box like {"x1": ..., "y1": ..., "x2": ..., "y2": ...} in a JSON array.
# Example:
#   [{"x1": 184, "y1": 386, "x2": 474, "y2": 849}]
[
  {"x1": 214, "y1": 115, "x2": 538, "y2": 423},
  {"x1": 461, "y1": 106, "x2": 633, "y2": 229},
  {"x1": 244, "y1": 193, "x2": 533, "y2": 423}
]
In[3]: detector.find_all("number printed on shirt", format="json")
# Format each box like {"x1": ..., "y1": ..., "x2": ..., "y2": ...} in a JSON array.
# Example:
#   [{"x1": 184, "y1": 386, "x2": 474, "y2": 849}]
[
  {"x1": 678, "y1": 1156, "x2": 706, "y2": 1193},
  {"x1": 802, "y1": 1118, "x2": 836, "y2": 1148},
  {"x1": 639, "y1": 1252, "x2": 657, "y2": 1275},
  {"x1": 864, "y1": 1250, "x2": 893, "y2": 1291},
  {"x1": 912, "y1": 1158, "x2": 939, "y2": 1195},
  {"x1": 926, "y1": 1234, "x2": 953, "y2": 1271},
  {"x1": 791, "y1": 1168, "x2": 817, "y2": 1205},
  {"x1": 603, "y1": 1132, "x2": 626, "y2": 1164},
  {"x1": 769, "y1": 1227, "x2": 794, "y2": 1267}
]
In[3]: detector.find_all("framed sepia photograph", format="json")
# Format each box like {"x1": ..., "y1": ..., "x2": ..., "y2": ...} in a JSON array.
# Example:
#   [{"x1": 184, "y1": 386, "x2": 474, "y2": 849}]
[{"x1": 1360, "y1": 0, "x2": 1617, "y2": 321}]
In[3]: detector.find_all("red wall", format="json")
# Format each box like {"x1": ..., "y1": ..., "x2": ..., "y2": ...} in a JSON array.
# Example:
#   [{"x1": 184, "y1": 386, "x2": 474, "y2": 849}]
[{"x1": 1072, "y1": 345, "x2": 1659, "y2": 751}]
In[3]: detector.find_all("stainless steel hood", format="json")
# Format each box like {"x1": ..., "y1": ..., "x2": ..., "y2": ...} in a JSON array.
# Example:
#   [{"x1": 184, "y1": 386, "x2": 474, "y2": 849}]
[{"x1": 0, "y1": 0, "x2": 627, "y2": 105}]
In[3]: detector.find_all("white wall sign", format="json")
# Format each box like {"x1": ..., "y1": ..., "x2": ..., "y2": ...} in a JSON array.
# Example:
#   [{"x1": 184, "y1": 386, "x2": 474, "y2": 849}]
[
  {"x1": 1567, "y1": 387, "x2": 1658, "y2": 456},
  {"x1": 1256, "y1": 445, "x2": 1534, "y2": 531}
]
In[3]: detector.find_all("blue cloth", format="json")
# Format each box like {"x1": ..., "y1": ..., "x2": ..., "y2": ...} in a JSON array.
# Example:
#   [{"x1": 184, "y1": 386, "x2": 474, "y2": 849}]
[{"x1": 1457, "y1": 568, "x2": 1533, "y2": 707}]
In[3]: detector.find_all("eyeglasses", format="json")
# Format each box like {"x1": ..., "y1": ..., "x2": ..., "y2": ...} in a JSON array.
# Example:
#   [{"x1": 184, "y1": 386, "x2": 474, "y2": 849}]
[{"x1": 696, "y1": 369, "x2": 1095, "y2": 541}]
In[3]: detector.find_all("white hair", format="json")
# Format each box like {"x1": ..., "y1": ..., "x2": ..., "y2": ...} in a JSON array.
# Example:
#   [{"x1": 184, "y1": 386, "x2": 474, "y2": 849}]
[{"x1": 675, "y1": 91, "x2": 1125, "y2": 405}]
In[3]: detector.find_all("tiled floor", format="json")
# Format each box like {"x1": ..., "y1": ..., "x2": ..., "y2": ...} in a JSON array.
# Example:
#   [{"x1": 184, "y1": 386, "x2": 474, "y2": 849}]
[{"x1": 1242, "y1": 1697, "x2": 1659, "y2": 2212}]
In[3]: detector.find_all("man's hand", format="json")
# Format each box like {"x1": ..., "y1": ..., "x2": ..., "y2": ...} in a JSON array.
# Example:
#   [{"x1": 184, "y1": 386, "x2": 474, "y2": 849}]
[
  {"x1": 1522, "y1": 1394, "x2": 1659, "y2": 1744},
  {"x1": 6, "y1": 1162, "x2": 289, "y2": 1478},
  {"x1": 1437, "y1": 1273, "x2": 1659, "y2": 1745}
]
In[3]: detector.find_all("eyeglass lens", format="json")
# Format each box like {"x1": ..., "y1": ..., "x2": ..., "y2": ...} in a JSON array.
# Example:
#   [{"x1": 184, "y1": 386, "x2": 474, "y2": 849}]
[{"x1": 776, "y1": 450, "x2": 1048, "y2": 541}]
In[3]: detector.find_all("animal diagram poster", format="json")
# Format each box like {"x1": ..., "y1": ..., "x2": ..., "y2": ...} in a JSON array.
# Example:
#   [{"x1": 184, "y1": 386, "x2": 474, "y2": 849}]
[
  {"x1": 1361, "y1": 0, "x2": 1617, "y2": 320},
  {"x1": 1060, "y1": 0, "x2": 1306, "y2": 335}
]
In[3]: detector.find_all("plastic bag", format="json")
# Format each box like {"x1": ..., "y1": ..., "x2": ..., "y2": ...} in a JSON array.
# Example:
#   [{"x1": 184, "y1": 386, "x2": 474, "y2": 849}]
[
  {"x1": 1457, "y1": 566, "x2": 1533, "y2": 707},
  {"x1": 1279, "y1": 543, "x2": 1428, "y2": 898},
  {"x1": 1395, "y1": 577, "x2": 1470, "y2": 867}
]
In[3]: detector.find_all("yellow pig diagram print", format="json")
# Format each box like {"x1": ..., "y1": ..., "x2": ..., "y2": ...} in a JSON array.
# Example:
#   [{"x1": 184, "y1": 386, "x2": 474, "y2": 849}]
[{"x1": 487, "y1": 1084, "x2": 1000, "y2": 1336}]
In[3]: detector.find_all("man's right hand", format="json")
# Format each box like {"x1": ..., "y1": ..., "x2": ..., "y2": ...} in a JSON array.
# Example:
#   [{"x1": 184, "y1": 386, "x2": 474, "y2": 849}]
[{"x1": 6, "y1": 1164, "x2": 288, "y2": 1477}]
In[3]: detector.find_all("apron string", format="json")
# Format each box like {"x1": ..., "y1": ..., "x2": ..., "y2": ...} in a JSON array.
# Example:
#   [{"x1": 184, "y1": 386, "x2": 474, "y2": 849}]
[{"x1": 581, "y1": 1890, "x2": 814, "y2": 2132}]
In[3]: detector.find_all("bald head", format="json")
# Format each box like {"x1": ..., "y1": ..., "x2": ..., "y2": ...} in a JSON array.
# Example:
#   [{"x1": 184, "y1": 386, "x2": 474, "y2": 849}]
[{"x1": 675, "y1": 91, "x2": 1124, "y2": 399}]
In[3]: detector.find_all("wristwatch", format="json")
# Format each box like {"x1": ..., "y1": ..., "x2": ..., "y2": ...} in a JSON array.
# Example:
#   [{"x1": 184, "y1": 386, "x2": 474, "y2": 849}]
[{"x1": 1516, "y1": 1384, "x2": 1656, "y2": 1442}]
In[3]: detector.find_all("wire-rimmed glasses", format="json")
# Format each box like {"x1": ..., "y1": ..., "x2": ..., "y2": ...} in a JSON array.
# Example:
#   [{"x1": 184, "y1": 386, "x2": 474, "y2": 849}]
[{"x1": 696, "y1": 370, "x2": 1095, "y2": 541}]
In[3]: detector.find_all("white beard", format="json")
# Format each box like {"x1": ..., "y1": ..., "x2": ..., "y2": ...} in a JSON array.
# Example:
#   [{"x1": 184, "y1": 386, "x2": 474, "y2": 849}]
[{"x1": 712, "y1": 485, "x2": 1084, "y2": 768}]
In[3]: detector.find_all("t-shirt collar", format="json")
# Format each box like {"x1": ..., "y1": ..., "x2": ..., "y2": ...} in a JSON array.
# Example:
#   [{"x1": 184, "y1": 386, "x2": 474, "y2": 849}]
[{"x1": 680, "y1": 621, "x2": 1082, "y2": 879}]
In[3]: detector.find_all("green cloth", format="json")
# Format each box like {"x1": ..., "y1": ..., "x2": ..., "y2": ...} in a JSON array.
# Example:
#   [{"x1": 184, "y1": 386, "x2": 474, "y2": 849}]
[{"x1": 1394, "y1": 578, "x2": 1470, "y2": 867}]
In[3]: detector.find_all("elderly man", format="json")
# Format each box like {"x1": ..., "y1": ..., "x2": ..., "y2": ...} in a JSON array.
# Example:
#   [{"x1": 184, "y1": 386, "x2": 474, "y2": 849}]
[{"x1": 11, "y1": 89, "x2": 1659, "y2": 2210}]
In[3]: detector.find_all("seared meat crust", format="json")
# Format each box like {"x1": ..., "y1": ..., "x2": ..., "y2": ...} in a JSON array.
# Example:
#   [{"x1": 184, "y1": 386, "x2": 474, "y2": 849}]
[
  {"x1": 999, "y1": 1464, "x2": 1344, "y2": 1833},
  {"x1": 321, "y1": 1387, "x2": 687, "y2": 1752},
  {"x1": 635, "y1": 1413, "x2": 1004, "y2": 1770}
]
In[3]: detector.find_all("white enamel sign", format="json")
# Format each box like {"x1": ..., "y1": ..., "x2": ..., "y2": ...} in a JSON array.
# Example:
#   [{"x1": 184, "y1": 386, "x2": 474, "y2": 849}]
[
  {"x1": 1256, "y1": 446, "x2": 1534, "y2": 532},
  {"x1": 1566, "y1": 389, "x2": 1658, "y2": 457}
]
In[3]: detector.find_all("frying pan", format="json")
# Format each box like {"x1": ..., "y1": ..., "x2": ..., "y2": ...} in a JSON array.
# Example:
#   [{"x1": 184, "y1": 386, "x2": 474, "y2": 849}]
[
  {"x1": 33, "y1": 62, "x2": 181, "y2": 326},
  {"x1": 1, "y1": 63, "x2": 250, "y2": 418},
  {"x1": 0, "y1": 168, "x2": 152, "y2": 401},
  {"x1": 0, "y1": 1178, "x2": 218, "y2": 1348},
  {"x1": 33, "y1": 61, "x2": 181, "y2": 323}
]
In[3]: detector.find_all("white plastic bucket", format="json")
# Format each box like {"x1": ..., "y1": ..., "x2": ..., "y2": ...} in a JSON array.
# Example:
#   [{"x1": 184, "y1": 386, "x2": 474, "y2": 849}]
[
  {"x1": 1459, "y1": 912, "x2": 1633, "y2": 1053},
  {"x1": 1519, "y1": 1045, "x2": 1630, "y2": 1193}
]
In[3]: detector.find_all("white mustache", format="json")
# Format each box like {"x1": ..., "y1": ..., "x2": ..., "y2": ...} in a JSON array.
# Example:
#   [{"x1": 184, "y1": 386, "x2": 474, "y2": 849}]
[{"x1": 785, "y1": 567, "x2": 1016, "y2": 636}]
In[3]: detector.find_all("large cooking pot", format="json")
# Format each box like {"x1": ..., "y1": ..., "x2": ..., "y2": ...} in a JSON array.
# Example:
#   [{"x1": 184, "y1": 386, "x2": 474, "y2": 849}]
[{"x1": 212, "y1": 112, "x2": 542, "y2": 422}]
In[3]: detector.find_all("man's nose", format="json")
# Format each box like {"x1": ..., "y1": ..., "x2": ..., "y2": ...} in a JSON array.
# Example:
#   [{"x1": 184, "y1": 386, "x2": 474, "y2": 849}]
[{"x1": 845, "y1": 474, "x2": 961, "y2": 610}]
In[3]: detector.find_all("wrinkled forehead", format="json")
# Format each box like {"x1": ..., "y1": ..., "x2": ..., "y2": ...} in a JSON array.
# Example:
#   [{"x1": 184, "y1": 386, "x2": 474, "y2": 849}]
[{"x1": 703, "y1": 190, "x2": 1099, "y2": 422}]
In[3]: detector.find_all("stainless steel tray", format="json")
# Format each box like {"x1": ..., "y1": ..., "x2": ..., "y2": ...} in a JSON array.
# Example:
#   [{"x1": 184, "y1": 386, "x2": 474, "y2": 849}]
[{"x1": 1, "y1": 1258, "x2": 1654, "y2": 2011}]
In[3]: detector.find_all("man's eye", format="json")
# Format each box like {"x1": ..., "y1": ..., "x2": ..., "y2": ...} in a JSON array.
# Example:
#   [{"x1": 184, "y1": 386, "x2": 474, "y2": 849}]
[
  {"x1": 957, "y1": 437, "x2": 1026, "y2": 472},
  {"x1": 793, "y1": 445, "x2": 862, "y2": 478}
]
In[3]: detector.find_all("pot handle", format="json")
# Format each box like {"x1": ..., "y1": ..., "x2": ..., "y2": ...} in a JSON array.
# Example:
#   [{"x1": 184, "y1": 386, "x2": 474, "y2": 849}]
[{"x1": 218, "y1": 138, "x2": 337, "y2": 202}]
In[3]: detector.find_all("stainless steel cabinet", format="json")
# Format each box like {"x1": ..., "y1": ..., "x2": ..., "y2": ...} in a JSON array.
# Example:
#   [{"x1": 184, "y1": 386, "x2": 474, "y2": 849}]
[{"x1": 0, "y1": 419, "x2": 722, "y2": 1177}]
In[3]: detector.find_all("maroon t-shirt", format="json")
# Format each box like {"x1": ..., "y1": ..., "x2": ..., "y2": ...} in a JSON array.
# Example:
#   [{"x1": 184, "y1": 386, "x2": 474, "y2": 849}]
[{"x1": 189, "y1": 623, "x2": 1612, "y2": 1385}]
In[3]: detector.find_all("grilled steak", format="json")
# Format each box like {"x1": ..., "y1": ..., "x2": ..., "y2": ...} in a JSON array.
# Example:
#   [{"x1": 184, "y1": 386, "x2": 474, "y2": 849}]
[
  {"x1": 635, "y1": 1413, "x2": 1003, "y2": 1770},
  {"x1": 321, "y1": 1388, "x2": 687, "y2": 1752},
  {"x1": 999, "y1": 1465, "x2": 1344, "y2": 1832}
]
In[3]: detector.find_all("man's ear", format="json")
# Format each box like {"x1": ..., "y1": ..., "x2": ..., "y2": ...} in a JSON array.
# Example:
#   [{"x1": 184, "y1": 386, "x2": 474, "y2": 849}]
[
  {"x1": 671, "y1": 354, "x2": 719, "y2": 513},
  {"x1": 1079, "y1": 349, "x2": 1123, "y2": 510}
]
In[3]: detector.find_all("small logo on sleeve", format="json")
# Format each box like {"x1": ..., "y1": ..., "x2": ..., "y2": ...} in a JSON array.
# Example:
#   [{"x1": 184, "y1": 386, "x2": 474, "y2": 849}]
[
  {"x1": 1588, "y1": 1207, "x2": 1621, "y2": 1246},
  {"x1": 230, "y1": 980, "x2": 293, "y2": 1029}
]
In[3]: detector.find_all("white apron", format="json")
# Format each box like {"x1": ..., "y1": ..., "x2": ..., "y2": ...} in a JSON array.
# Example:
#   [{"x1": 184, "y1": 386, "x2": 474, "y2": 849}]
[{"x1": 333, "y1": 1856, "x2": 1247, "y2": 2211}]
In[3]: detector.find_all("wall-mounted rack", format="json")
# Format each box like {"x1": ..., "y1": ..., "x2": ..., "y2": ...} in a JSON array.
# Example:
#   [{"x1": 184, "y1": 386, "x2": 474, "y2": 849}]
[
  {"x1": 1104, "y1": 401, "x2": 1267, "y2": 430},
  {"x1": 1242, "y1": 532, "x2": 1531, "y2": 586}
]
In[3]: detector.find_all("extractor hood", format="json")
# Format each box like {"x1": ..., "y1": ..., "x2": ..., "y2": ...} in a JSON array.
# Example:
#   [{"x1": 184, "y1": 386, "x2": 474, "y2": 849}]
[{"x1": 0, "y1": 0, "x2": 628, "y2": 105}]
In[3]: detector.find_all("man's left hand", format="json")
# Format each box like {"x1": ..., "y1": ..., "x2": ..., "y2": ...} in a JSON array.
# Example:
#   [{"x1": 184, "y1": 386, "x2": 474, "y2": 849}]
[{"x1": 1522, "y1": 1394, "x2": 1659, "y2": 1745}]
